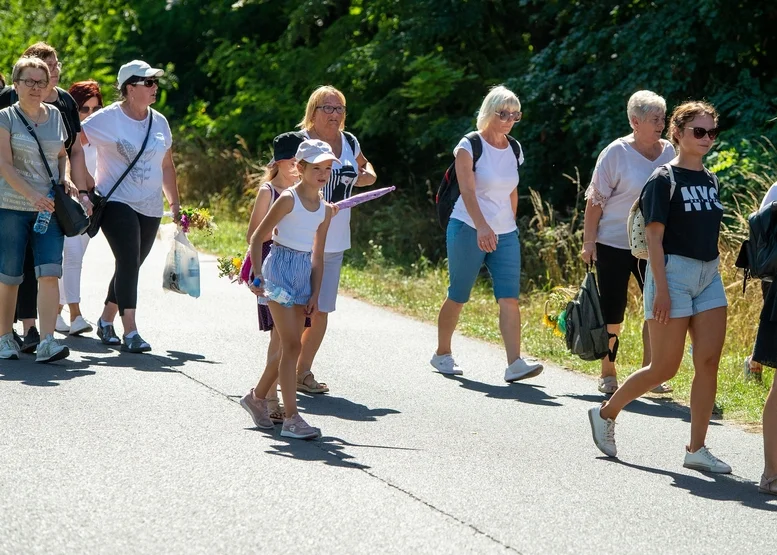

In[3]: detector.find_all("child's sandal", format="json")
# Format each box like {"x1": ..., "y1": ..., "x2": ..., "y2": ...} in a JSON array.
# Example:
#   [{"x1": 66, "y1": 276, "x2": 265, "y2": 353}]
[
  {"x1": 267, "y1": 399, "x2": 285, "y2": 424},
  {"x1": 297, "y1": 370, "x2": 329, "y2": 394}
]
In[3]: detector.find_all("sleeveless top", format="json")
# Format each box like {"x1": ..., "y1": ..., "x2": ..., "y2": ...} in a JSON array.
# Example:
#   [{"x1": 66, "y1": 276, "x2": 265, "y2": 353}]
[{"x1": 273, "y1": 188, "x2": 326, "y2": 252}]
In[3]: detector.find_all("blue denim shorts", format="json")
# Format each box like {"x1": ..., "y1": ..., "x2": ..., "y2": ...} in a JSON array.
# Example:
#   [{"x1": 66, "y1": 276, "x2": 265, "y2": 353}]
[
  {"x1": 0, "y1": 208, "x2": 64, "y2": 285},
  {"x1": 446, "y1": 218, "x2": 521, "y2": 303},
  {"x1": 644, "y1": 254, "x2": 727, "y2": 319}
]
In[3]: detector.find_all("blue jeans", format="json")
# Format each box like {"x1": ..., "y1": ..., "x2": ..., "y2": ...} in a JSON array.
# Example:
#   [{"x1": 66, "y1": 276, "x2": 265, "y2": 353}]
[
  {"x1": 0, "y1": 208, "x2": 64, "y2": 286},
  {"x1": 446, "y1": 218, "x2": 521, "y2": 303}
]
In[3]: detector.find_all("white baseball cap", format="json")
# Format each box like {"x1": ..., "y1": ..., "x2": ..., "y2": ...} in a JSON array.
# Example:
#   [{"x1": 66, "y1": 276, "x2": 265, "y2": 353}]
[
  {"x1": 295, "y1": 139, "x2": 340, "y2": 164},
  {"x1": 117, "y1": 60, "x2": 164, "y2": 87}
]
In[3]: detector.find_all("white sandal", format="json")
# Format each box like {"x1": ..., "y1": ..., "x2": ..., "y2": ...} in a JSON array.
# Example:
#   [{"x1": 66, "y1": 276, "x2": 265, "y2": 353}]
[{"x1": 598, "y1": 376, "x2": 618, "y2": 394}]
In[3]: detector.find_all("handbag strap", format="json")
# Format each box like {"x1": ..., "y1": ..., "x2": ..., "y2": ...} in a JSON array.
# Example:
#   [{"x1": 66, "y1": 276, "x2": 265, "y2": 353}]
[
  {"x1": 12, "y1": 105, "x2": 58, "y2": 188},
  {"x1": 102, "y1": 109, "x2": 154, "y2": 201}
]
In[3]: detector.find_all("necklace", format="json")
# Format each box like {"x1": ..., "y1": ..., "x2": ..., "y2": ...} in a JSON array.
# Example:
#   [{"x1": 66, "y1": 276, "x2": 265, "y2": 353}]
[{"x1": 21, "y1": 104, "x2": 46, "y2": 127}]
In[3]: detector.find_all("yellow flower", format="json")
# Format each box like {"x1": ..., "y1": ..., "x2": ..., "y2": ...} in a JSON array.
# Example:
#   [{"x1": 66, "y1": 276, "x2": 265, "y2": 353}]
[{"x1": 232, "y1": 257, "x2": 242, "y2": 269}]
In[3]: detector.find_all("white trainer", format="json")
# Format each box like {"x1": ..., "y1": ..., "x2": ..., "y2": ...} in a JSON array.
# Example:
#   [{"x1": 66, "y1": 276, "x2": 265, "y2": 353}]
[
  {"x1": 430, "y1": 352, "x2": 463, "y2": 375},
  {"x1": 69, "y1": 315, "x2": 93, "y2": 336},
  {"x1": 504, "y1": 357, "x2": 543, "y2": 382},
  {"x1": 683, "y1": 446, "x2": 732, "y2": 474},
  {"x1": 0, "y1": 332, "x2": 20, "y2": 360},
  {"x1": 35, "y1": 334, "x2": 69, "y2": 364},
  {"x1": 588, "y1": 406, "x2": 617, "y2": 457},
  {"x1": 55, "y1": 315, "x2": 70, "y2": 334}
]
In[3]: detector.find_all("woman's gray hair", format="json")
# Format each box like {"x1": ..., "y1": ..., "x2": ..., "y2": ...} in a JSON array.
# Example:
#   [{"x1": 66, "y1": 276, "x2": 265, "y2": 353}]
[
  {"x1": 476, "y1": 85, "x2": 521, "y2": 131},
  {"x1": 627, "y1": 90, "x2": 666, "y2": 126},
  {"x1": 11, "y1": 56, "x2": 50, "y2": 84}
]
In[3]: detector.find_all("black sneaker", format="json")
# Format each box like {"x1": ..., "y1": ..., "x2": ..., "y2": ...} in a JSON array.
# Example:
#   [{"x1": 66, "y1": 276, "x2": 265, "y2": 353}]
[
  {"x1": 96, "y1": 319, "x2": 121, "y2": 345},
  {"x1": 13, "y1": 330, "x2": 23, "y2": 349},
  {"x1": 20, "y1": 326, "x2": 40, "y2": 354}
]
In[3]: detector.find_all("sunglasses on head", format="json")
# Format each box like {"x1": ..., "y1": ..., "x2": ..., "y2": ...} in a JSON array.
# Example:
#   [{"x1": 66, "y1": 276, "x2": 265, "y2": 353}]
[
  {"x1": 684, "y1": 126, "x2": 720, "y2": 140},
  {"x1": 79, "y1": 104, "x2": 103, "y2": 115},
  {"x1": 495, "y1": 110, "x2": 522, "y2": 123},
  {"x1": 128, "y1": 78, "x2": 159, "y2": 88}
]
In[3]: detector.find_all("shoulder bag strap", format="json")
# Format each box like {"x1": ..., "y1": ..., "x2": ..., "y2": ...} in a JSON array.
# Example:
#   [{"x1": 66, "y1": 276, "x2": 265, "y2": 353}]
[
  {"x1": 102, "y1": 110, "x2": 154, "y2": 201},
  {"x1": 12, "y1": 105, "x2": 57, "y2": 187}
]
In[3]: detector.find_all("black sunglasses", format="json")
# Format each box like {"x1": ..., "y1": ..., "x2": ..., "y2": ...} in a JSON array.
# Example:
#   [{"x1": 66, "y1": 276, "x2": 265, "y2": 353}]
[
  {"x1": 684, "y1": 126, "x2": 720, "y2": 140},
  {"x1": 79, "y1": 104, "x2": 103, "y2": 115},
  {"x1": 128, "y1": 78, "x2": 159, "y2": 88}
]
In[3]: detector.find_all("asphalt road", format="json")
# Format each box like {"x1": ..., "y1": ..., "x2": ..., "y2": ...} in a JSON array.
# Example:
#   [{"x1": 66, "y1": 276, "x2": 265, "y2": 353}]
[{"x1": 1, "y1": 229, "x2": 774, "y2": 554}]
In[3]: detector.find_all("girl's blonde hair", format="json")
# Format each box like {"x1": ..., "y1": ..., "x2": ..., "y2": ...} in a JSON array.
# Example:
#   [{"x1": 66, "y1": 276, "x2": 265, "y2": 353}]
[
  {"x1": 668, "y1": 100, "x2": 719, "y2": 148},
  {"x1": 257, "y1": 164, "x2": 279, "y2": 187},
  {"x1": 297, "y1": 85, "x2": 347, "y2": 131},
  {"x1": 476, "y1": 85, "x2": 521, "y2": 131}
]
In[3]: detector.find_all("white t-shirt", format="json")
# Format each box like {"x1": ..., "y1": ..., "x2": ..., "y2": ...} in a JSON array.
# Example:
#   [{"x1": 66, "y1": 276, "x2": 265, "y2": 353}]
[
  {"x1": 301, "y1": 130, "x2": 360, "y2": 252},
  {"x1": 450, "y1": 133, "x2": 522, "y2": 234},
  {"x1": 83, "y1": 141, "x2": 97, "y2": 178},
  {"x1": 585, "y1": 136, "x2": 675, "y2": 249},
  {"x1": 761, "y1": 183, "x2": 777, "y2": 209},
  {"x1": 82, "y1": 103, "x2": 173, "y2": 217}
]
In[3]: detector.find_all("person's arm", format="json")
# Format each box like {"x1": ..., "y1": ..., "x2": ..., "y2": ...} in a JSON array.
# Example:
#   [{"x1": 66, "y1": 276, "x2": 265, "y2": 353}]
[
  {"x1": 248, "y1": 193, "x2": 295, "y2": 295},
  {"x1": 581, "y1": 199, "x2": 604, "y2": 264},
  {"x1": 0, "y1": 127, "x2": 54, "y2": 212},
  {"x1": 161, "y1": 149, "x2": 181, "y2": 221},
  {"x1": 455, "y1": 148, "x2": 496, "y2": 252},
  {"x1": 307, "y1": 204, "x2": 334, "y2": 315},
  {"x1": 645, "y1": 222, "x2": 669, "y2": 324},
  {"x1": 246, "y1": 185, "x2": 273, "y2": 243},
  {"x1": 355, "y1": 151, "x2": 377, "y2": 187}
]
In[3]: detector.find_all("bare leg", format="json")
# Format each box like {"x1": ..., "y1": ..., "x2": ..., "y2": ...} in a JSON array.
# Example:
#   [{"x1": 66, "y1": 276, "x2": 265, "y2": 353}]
[
  {"x1": 296, "y1": 311, "x2": 327, "y2": 377},
  {"x1": 764, "y1": 382, "x2": 777, "y2": 476},
  {"x1": 37, "y1": 277, "x2": 59, "y2": 337},
  {"x1": 600, "y1": 323, "x2": 621, "y2": 378},
  {"x1": 641, "y1": 320, "x2": 651, "y2": 366},
  {"x1": 101, "y1": 302, "x2": 119, "y2": 324},
  {"x1": 686, "y1": 307, "x2": 726, "y2": 451},
  {"x1": 497, "y1": 297, "x2": 521, "y2": 364},
  {"x1": 257, "y1": 328, "x2": 282, "y2": 400},
  {"x1": 120, "y1": 309, "x2": 138, "y2": 336},
  {"x1": 68, "y1": 303, "x2": 82, "y2": 319},
  {"x1": 600, "y1": 317, "x2": 689, "y2": 421},
  {"x1": 436, "y1": 297, "x2": 464, "y2": 355},
  {"x1": 0, "y1": 283, "x2": 19, "y2": 335},
  {"x1": 258, "y1": 302, "x2": 306, "y2": 417}
]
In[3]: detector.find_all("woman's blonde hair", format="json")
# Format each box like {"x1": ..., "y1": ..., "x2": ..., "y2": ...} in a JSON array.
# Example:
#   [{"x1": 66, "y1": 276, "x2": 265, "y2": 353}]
[
  {"x1": 668, "y1": 100, "x2": 719, "y2": 148},
  {"x1": 11, "y1": 56, "x2": 50, "y2": 84},
  {"x1": 297, "y1": 85, "x2": 347, "y2": 131},
  {"x1": 476, "y1": 85, "x2": 521, "y2": 131}
]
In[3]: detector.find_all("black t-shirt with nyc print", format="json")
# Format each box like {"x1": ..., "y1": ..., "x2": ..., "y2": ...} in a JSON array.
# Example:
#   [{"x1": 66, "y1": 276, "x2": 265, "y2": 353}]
[{"x1": 641, "y1": 165, "x2": 723, "y2": 262}]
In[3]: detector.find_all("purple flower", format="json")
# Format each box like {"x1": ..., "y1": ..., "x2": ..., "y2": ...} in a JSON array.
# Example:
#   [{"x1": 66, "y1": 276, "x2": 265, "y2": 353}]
[{"x1": 180, "y1": 213, "x2": 190, "y2": 233}]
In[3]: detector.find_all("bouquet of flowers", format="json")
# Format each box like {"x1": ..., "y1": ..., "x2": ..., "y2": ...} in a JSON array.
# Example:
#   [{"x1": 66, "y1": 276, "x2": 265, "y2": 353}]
[
  {"x1": 542, "y1": 289, "x2": 575, "y2": 338},
  {"x1": 177, "y1": 207, "x2": 215, "y2": 234},
  {"x1": 217, "y1": 254, "x2": 244, "y2": 282}
]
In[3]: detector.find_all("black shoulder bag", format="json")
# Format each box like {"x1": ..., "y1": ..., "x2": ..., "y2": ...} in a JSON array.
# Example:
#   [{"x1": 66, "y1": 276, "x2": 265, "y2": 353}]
[
  {"x1": 13, "y1": 106, "x2": 89, "y2": 237},
  {"x1": 86, "y1": 110, "x2": 154, "y2": 238}
]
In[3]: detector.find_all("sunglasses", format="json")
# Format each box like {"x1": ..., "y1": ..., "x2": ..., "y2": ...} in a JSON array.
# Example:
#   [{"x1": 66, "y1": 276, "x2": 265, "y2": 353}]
[
  {"x1": 684, "y1": 126, "x2": 720, "y2": 140},
  {"x1": 79, "y1": 104, "x2": 103, "y2": 115},
  {"x1": 495, "y1": 110, "x2": 522, "y2": 123},
  {"x1": 128, "y1": 78, "x2": 159, "y2": 88},
  {"x1": 316, "y1": 105, "x2": 346, "y2": 115}
]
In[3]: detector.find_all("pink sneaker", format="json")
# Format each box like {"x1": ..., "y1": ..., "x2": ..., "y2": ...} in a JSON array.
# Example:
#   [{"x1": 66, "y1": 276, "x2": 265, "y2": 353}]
[
  {"x1": 281, "y1": 414, "x2": 320, "y2": 440},
  {"x1": 239, "y1": 389, "x2": 274, "y2": 429}
]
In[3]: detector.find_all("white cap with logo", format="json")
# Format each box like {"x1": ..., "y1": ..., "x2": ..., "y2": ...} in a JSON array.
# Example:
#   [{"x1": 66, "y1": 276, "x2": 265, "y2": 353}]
[
  {"x1": 295, "y1": 139, "x2": 340, "y2": 165},
  {"x1": 117, "y1": 60, "x2": 164, "y2": 87}
]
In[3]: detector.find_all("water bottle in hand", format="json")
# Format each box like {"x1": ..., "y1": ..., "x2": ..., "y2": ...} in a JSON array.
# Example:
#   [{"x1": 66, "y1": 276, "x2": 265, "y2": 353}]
[{"x1": 33, "y1": 190, "x2": 56, "y2": 234}]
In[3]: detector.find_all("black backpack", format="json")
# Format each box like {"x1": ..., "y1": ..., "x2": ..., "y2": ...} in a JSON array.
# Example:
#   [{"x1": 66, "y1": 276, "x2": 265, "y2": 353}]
[
  {"x1": 564, "y1": 269, "x2": 617, "y2": 361},
  {"x1": 736, "y1": 201, "x2": 777, "y2": 291},
  {"x1": 435, "y1": 132, "x2": 523, "y2": 229}
]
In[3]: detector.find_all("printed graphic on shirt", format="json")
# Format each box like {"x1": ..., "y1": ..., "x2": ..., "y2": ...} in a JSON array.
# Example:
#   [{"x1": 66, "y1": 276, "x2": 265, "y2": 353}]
[
  {"x1": 115, "y1": 137, "x2": 157, "y2": 185},
  {"x1": 324, "y1": 163, "x2": 358, "y2": 203},
  {"x1": 680, "y1": 184, "x2": 724, "y2": 212}
]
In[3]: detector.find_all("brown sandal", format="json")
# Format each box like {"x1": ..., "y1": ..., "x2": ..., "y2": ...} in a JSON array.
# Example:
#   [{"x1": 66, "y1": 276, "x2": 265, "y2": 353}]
[
  {"x1": 296, "y1": 370, "x2": 329, "y2": 394},
  {"x1": 267, "y1": 398, "x2": 285, "y2": 424}
]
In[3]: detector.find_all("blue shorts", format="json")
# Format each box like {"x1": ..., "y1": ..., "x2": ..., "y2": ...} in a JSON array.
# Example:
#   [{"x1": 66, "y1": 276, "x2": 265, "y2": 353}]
[
  {"x1": 446, "y1": 218, "x2": 521, "y2": 303},
  {"x1": 0, "y1": 208, "x2": 64, "y2": 286},
  {"x1": 644, "y1": 254, "x2": 727, "y2": 319},
  {"x1": 261, "y1": 243, "x2": 312, "y2": 306}
]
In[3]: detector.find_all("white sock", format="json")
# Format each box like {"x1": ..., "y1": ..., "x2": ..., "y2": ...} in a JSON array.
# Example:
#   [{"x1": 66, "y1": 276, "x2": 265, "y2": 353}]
[{"x1": 125, "y1": 330, "x2": 138, "y2": 339}]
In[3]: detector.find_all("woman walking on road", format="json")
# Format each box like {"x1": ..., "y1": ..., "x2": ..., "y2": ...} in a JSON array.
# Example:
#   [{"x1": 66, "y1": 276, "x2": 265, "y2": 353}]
[
  {"x1": 588, "y1": 101, "x2": 731, "y2": 473},
  {"x1": 430, "y1": 85, "x2": 542, "y2": 382},
  {"x1": 582, "y1": 90, "x2": 675, "y2": 395},
  {"x1": 81, "y1": 60, "x2": 181, "y2": 353}
]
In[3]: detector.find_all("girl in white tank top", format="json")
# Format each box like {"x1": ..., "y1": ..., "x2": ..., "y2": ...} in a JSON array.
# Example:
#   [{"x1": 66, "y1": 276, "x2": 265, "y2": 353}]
[{"x1": 245, "y1": 139, "x2": 338, "y2": 440}]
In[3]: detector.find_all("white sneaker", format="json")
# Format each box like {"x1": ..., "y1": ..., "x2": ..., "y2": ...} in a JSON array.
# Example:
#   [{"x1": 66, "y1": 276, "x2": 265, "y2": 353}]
[
  {"x1": 35, "y1": 334, "x2": 69, "y2": 363},
  {"x1": 0, "y1": 332, "x2": 20, "y2": 360},
  {"x1": 69, "y1": 315, "x2": 93, "y2": 336},
  {"x1": 430, "y1": 352, "x2": 463, "y2": 375},
  {"x1": 55, "y1": 315, "x2": 70, "y2": 334},
  {"x1": 504, "y1": 357, "x2": 543, "y2": 382},
  {"x1": 588, "y1": 406, "x2": 617, "y2": 457},
  {"x1": 683, "y1": 446, "x2": 732, "y2": 474}
]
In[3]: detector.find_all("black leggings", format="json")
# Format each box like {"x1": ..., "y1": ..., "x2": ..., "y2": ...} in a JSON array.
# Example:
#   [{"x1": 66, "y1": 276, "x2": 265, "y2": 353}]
[
  {"x1": 14, "y1": 244, "x2": 37, "y2": 322},
  {"x1": 101, "y1": 202, "x2": 161, "y2": 316},
  {"x1": 594, "y1": 242, "x2": 647, "y2": 325}
]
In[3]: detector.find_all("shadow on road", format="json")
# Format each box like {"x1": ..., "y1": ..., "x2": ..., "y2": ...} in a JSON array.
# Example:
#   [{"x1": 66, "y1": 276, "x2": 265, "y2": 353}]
[
  {"x1": 264, "y1": 434, "x2": 419, "y2": 469},
  {"x1": 296, "y1": 393, "x2": 401, "y2": 421},
  {"x1": 449, "y1": 376, "x2": 562, "y2": 406},
  {"x1": 0, "y1": 360, "x2": 96, "y2": 387},
  {"x1": 564, "y1": 393, "x2": 722, "y2": 426},
  {"x1": 606, "y1": 458, "x2": 777, "y2": 512}
]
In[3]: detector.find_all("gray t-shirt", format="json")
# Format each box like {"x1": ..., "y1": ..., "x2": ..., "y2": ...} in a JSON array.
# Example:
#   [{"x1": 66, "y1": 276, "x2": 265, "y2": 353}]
[{"x1": 0, "y1": 103, "x2": 66, "y2": 211}]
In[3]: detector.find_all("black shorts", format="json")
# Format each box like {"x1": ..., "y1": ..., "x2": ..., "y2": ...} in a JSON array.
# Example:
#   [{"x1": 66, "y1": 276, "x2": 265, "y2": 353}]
[{"x1": 594, "y1": 243, "x2": 646, "y2": 325}]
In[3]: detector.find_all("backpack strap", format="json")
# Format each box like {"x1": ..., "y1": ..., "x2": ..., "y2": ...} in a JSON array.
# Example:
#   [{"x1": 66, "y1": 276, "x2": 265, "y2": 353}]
[
  {"x1": 505, "y1": 135, "x2": 523, "y2": 168},
  {"x1": 343, "y1": 131, "x2": 357, "y2": 155},
  {"x1": 464, "y1": 131, "x2": 482, "y2": 172},
  {"x1": 665, "y1": 164, "x2": 677, "y2": 200}
]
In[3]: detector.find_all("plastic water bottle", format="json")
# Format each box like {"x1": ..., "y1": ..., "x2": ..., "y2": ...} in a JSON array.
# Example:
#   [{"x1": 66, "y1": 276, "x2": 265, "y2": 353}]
[
  {"x1": 262, "y1": 279, "x2": 293, "y2": 307},
  {"x1": 33, "y1": 190, "x2": 56, "y2": 234}
]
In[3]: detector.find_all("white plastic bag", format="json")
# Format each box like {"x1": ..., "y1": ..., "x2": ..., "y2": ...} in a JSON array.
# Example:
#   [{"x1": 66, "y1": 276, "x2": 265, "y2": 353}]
[{"x1": 162, "y1": 228, "x2": 201, "y2": 298}]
